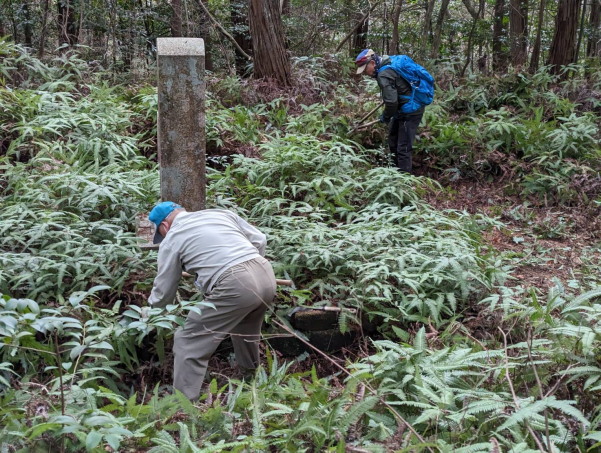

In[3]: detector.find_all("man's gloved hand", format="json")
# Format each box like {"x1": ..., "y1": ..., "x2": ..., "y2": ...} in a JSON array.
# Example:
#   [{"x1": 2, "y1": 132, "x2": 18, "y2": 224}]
[
  {"x1": 379, "y1": 113, "x2": 390, "y2": 124},
  {"x1": 140, "y1": 306, "x2": 150, "y2": 320}
]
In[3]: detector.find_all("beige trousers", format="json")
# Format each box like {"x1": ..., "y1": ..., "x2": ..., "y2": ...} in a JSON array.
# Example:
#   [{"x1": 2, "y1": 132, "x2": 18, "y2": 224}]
[{"x1": 173, "y1": 256, "x2": 276, "y2": 400}]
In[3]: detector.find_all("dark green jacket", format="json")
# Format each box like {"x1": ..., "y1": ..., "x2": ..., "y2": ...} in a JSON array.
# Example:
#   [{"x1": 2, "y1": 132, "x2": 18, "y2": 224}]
[{"x1": 376, "y1": 55, "x2": 425, "y2": 120}]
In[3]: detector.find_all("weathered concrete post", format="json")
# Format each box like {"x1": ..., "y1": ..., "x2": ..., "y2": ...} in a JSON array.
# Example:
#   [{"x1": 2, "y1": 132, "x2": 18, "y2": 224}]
[{"x1": 157, "y1": 38, "x2": 206, "y2": 211}]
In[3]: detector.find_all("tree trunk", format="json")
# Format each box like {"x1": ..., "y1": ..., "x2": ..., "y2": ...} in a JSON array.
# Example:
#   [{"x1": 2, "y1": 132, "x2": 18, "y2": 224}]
[
  {"x1": 171, "y1": 0, "x2": 183, "y2": 37},
  {"x1": 492, "y1": 0, "x2": 509, "y2": 71},
  {"x1": 547, "y1": 0, "x2": 581, "y2": 74},
  {"x1": 575, "y1": 0, "x2": 587, "y2": 63},
  {"x1": 431, "y1": 0, "x2": 450, "y2": 58},
  {"x1": 281, "y1": 0, "x2": 290, "y2": 15},
  {"x1": 421, "y1": 0, "x2": 435, "y2": 54},
  {"x1": 107, "y1": 0, "x2": 118, "y2": 66},
  {"x1": 390, "y1": 0, "x2": 403, "y2": 54},
  {"x1": 509, "y1": 0, "x2": 528, "y2": 67},
  {"x1": 198, "y1": 1, "x2": 213, "y2": 70},
  {"x1": 8, "y1": 0, "x2": 20, "y2": 43},
  {"x1": 231, "y1": 0, "x2": 252, "y2": 75},
  {"x1": 140, "y1": 0, "x2": 156, "y2": 64},
  {"x1": 23, "y1": 2, "x2": 33, "y2": 48},
  {"x1": 587, "y1": 0, "x2": 601, "y2": 57},
  {"x1": 335, "y1": 1, "x2": 382, "y2": 53},
  {"x1": 382, "y1": 0, "x2": 387, "y2": 54},
  {"x1": 351, "y1": 9, "x2": 369, "y2": 56},
  {"x1": 529, "y1": 0, "x2": 545, "y2": 72},
  {"x1": 121, "y1": 6, "x2": 134, "y2": 70},
  {"x1": 249, "y1": 0, "x2": 291, "y2": 85},
  {"x1": 461, "y1": 0, "x2": 485, "y2": 76},
  {"x1": 462, "y1": 0, "x2": 479, "y2": 19},
  {"x1": 57, "y1": 0, "x2": 79, "y2": 50}
]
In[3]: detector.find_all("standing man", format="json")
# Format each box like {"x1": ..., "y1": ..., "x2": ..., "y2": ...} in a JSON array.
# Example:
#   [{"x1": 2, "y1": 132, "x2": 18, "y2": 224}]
[
  {"x1": 147, "y1": 201, "x2": 277, "y2": 400},
  {"x1": 355, "y1": 49, "x2": 431, "y2": 174}
]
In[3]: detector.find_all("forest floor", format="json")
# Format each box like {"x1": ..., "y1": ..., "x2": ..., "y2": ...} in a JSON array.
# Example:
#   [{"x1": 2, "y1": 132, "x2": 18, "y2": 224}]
[{"x1": 424, "y1": 179, "x2": 601, "y2": 292}]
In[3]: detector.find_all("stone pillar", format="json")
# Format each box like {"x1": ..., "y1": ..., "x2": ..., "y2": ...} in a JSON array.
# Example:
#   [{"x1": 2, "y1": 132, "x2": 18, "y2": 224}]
[{"x1": 157, "y1": 38, "x2": 206, "y2": 211}]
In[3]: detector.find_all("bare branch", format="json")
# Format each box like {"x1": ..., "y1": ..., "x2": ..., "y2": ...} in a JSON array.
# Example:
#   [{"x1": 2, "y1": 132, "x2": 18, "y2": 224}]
[
  {"x1": 194, "y1": 0, "x2": 252, "y2": 61},
  {"x1": 335, "y1": 1, "x2": 384, "y2": 52}
]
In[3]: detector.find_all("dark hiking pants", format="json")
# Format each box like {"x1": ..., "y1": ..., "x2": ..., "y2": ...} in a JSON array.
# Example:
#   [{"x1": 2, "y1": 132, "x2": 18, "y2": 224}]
[{"x1": 388, "y1": 112, "x2": 424, "y2": 173}]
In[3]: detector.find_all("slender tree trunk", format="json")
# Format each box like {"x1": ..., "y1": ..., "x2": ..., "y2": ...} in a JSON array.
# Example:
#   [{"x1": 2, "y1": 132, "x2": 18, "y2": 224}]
[
  {"x1": 122, "y1": 4, "x2": 134, "y2": 70},
  {"x1": 249, "y1": 0, "x2": 291, "y2": 85},
  {"x1": 336, "y1": 1, "x2": 382, "y2": 53},
  {"x1": 461, "y1": 0, "x2": 485, "y2": 76},
  {"x1": 462, "y1": 0, "x2": 479, "y2": 19},
  {"x1": 231, "y1": 0, "x2": 252, "y2": 75},
  {"x1": 107, "y1": 0, "x2": 118, "y2": 66},
  {"x1": 171, "y1": 0, "x2": 183, "y2": 36},
  {"x1": 547, "y1": 0, "x2": 581, "y2": 74},
  {"x1": 57, "y1": 0, "x2": 79, "y2": 50},
  {"x1": 198, "y1": 1, "x2": 213, "y2": 70},
  {"x1": 431, "y1": 0, "x2": 450, "y2": 58},
  {"x1": 8, "y1": 0, "x2": 20, "y2": 43},
  {"x1": 23, "y1": 2, "x2": 33, "y2": 48},
  {"x1": 529, "y1": 0, "x2": 545, "y2": 72},
  {"x1": 351, "y1": 9, "x2": 369, "y2": 56},
  {"x1": 382, "y1": 0, "x2": 387, "y2": 54},
  {"x1": 57, "y1": 0, "x2": 68, "y2": 49},
  {"x1": 492, "y1": 0, "x2": 509, "y2": 71},
  {"x1": 575, "y1": 0, "x2": 587, "y2": 63},
  {"x1": 77, "y1": 0, "x2": 84, "y2": 45},
  {"x1": 140, "y1": 0, "x2": 156, "y2": 64},
  {"x1": 587, "y1": 0, "x2": 601, "y2": 57},
  {"x1": 390, "y1": 0, "x2": 403, "y2": 54},
  {"x1": 509, "y1": 0, "x2": 528, "y2": 66},
  {"x1": 281, "y1": 0, "x2": 290, "y2": 15},
  {"x1": 183, "y1": 0, "x2": 190, "y2": 35},
  {"x1": 421, "y1": 0, "x2": 435, "y2": 54}
]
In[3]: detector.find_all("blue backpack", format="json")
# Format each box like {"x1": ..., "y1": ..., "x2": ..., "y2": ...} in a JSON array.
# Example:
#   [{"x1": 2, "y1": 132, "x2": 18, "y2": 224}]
[{"x1": 379, "y1": 55, "x2": 435, "y2": 114}]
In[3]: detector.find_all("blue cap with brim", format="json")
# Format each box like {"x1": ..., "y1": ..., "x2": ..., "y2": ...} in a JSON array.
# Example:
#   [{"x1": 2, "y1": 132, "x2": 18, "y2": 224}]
[{"x1": 149, "y1": 201, "x2": 182, "y2": 244}]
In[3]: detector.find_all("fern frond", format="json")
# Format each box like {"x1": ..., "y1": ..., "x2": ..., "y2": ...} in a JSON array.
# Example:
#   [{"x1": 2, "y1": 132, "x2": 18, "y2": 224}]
[
  {"x1": 339, "y1": 396, "x2": 378, "y2": 432},
  {"x1": 562, "y1": 286, "x2": 601, "y2": 312}
]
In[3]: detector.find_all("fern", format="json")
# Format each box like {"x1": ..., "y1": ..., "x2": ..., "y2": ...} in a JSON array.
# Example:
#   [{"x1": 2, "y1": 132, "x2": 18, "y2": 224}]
[
  {"x1": 338, "y1": 396, "x2": 378, "y2": 432},
  {"x1": 562, "y1": 286, "x2": 601, "y2": 313}
]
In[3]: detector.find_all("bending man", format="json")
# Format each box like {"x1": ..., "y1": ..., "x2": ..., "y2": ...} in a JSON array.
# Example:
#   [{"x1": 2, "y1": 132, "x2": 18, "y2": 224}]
[
  {"x1": 147, "y1": 201, "x2": 276, "y2": 400},
  {"x1": 355, "y1": 48, "x2": 427, "y2": 174}
]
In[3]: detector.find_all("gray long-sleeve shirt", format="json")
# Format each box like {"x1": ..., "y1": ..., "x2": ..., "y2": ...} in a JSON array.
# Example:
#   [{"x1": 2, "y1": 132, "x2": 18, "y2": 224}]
[{"x1": 148, "y1": 209, "x2": 267, "y2": 308}]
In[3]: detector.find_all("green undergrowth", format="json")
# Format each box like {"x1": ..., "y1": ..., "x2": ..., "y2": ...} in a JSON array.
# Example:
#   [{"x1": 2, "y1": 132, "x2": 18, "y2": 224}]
[
  {"x1": 2, "y1": 284, "x2": 601, "y2": 451},
  {"x1": 418, "y1": 68, "x2": 601, "y2": 205},
  {"x1": 2, "y1": 40, "x2": 601, "y2": 451},
  {"x1": 208, "y1": 135, "x2": 505, "y2": 331}
]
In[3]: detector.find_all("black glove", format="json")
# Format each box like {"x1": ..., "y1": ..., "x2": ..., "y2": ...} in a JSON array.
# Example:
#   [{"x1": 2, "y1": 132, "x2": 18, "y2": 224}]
[{"x1": 379, "y1": 113, "x2": 390, "y2": 124}]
